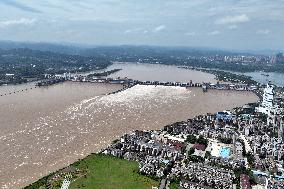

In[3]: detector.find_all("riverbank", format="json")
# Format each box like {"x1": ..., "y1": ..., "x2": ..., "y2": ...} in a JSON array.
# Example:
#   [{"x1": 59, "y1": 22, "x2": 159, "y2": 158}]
[
  {"x1": 25, "y1": 154, "x2": 159, "y2": 189},
  {"x1": 24, "y1": 98, "x2": 260, "y2": 189},
  {"x1": 179, "y1": 66, "x2": 258, "y2": 85},
  {"x1": 106, "y1": 62, "x2": 217, "y2": 83}
]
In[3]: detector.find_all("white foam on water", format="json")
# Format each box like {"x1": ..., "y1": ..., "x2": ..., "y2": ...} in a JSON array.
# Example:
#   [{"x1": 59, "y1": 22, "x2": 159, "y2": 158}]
[{"x1": 0, "y1": 84, "x2": 258, "y2": 189}]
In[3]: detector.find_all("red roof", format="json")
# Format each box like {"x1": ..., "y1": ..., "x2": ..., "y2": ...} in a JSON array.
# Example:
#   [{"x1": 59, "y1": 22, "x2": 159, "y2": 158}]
[
  {"x1": 168, "y1": 140, "x2": 185, "y2": 150},
  {"x1": 240, "y1": 174, "x2": 251, "y2": 189},
  {"x1": 193, "y1": 144, "x2": 206, "y2": 151}
]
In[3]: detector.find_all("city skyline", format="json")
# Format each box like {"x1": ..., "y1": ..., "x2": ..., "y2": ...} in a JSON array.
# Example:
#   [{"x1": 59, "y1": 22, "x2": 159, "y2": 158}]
[{"x1": 0, "y1": 0, "x2": 284, "y2": 51}]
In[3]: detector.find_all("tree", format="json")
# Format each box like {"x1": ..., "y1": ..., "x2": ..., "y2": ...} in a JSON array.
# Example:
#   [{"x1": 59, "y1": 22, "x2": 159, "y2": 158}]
[
  {"x1": 246, "y1": 152, "x2": 255, "y2": 167},
  {"x1": 205, "y1": 151, "x2": 211, "y2": 159},
  {"x1": 188, "y1": 148, "x2": 195, "y2": 156},
  {"x1": 188, "y1": 155, "x2": 205, "y2": 163},
  {"x1": 196, "y1": 135, "x2": 208, "y2": 147},
  {"x1": 186, "y1": 134, "x2": 197, "y2": 144},
  {"x1": 217, "y1": 136, "x2": 233, "y2": 144}
]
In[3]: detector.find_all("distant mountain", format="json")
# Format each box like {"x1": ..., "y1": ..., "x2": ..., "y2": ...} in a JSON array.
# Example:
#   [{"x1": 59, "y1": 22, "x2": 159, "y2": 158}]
[
  {"x1": 0, "y1": 41, "x2": 82, "y2": 55},
  {"x1": 0, "y1": 41, "x2": 261, "y2": 57},
  {"x1": 79, "y1": 45, "x2": 242, "y2": 59},
  {"x1": 1, "y1": 41, "x2": 284, "y2": 83}
]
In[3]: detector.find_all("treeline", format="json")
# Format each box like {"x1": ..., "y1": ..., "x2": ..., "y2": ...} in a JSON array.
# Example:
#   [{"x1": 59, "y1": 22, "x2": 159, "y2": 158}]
[
  {"x1": 0, "y1": 48, "x2": 111, "y2": 85},
  {"x1": 87, "y1": 69, "x2": 121, "y2": 77},
  {"x1": 82, "y1": 46, "x2": 284, "y2": 73},
  {"x1": 1, "y1": 45, "x2": 284, "y2": 85}
]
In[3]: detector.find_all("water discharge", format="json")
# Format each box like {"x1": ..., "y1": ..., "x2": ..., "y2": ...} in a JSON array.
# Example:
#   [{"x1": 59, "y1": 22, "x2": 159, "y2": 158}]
[{"x1": 0, "y1": 65, "x2": 259, "y2": 188}]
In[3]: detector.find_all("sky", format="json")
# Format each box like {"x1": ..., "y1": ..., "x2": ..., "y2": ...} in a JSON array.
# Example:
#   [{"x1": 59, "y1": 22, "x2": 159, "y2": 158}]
[{"x1": 0, "y1": 0, "x2": 283, "y2": 50}]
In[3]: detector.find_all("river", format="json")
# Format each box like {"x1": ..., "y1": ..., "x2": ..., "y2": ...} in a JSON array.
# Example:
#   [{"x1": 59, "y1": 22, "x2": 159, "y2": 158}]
[
  {"x1": 0, "y1": 63, "x2": 259, "y2": 189},
  {"x1": 90, "y1": 62, "x2": 284, "y2": 86},
  {"x1": 240, "y1": 72, "x2": 284, "y2": 87},
  {"x1": 106, "y1": 62, "x2": 217, "y2": 83}
]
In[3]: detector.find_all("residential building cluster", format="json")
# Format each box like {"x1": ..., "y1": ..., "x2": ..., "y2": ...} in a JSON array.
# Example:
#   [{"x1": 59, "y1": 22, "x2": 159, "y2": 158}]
[
  {"x1": 99, "y1": 83, "x2": 284, "y2": 189},
  {"x1": 178, "y1": 163, "x2": 234, "y2": 189}
]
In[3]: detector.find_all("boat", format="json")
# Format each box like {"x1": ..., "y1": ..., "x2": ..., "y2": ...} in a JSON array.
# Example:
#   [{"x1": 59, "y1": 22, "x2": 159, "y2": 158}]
[{"x1": 261, "y1": 73, "x2": 269, "y2": 77}]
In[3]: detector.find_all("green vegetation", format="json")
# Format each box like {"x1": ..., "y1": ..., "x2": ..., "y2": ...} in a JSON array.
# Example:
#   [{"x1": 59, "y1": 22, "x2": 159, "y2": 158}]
[
  {"x1": 1, "y1": 44, "x2": 284, "y2": 85},
  {"x1": 87, "y1": 69, "x2": 122, "y2": 77},
  {"x1": 0, "y1": 48, "x2": 111, "y2": 85},
  {"x1": 24, "y1": 166, "x2": 85, "y2": 189},
  {"x1": 217, "y1": 136, "x2": 233, "y2": 144},
  {"x1": 187, "y1": 155, "x2": 205, "y2": 163},
  {"x1": 237, "y1": 139, "x2": 247, "y2": 156},
  {"x1": 205, "y1": 151, "x2": 211, "y2": 159},
  {"x1": 246, "y1": 152, "x2": 255, "y2": 167},
  {"x1": 188, "y1": 147, "x2": 195, "y2": 156},
  {"x1": 24, "y1": 154, "x2": 159, "y2": 189},
  {"x1": 24, "y1": 175, "x2": 50, "y2": 189},
  {"x1": 196, "y1": 135, "x2": 208, "y2": 147},
  {"x1": 185, "y1": 134, "x2": 197, "y2": 144},
  {"x1": 200, "y1": 69, "x2": 257, "y2": 85},
  {"x1": 258, "y1": 113, "x2": 268, "y2": 123},
  {"x1": 185, "y1": 134, "x2": 209, "y2": 147},
  {"x1": 169, "y1": 180, "x2": 180, "y2": 189},
  {"x1": 235, "y1": 103, "x2": 259, "y2": 116},
  {"x1": 69, "y1": 154, "x2": 159, "y2": 189}
]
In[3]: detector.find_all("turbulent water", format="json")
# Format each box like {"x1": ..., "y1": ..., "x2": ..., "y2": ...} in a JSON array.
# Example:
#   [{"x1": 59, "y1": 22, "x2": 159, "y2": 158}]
[
  {"x1": 0, "y1": 82, "x2": 259, "y2": 189},
  {"x1": 0, "y1": 64, "x2": 259, "y2": 188}
]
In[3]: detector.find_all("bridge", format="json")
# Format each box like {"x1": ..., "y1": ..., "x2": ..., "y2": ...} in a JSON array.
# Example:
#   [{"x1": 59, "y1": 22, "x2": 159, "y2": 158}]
[
  {"x1": 0, "y1": 77, "x2": 259, "y2": 97},
  {"x1": 0, "y1": 87, "x2": 37, "y2": 97}
]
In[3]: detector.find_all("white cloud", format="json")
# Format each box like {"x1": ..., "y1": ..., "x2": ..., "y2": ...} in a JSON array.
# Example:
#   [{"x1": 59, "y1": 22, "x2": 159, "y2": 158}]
[
  {"x1": 185, "y1": 32, "x2": 196, "y2": 36},
  {"x1": 228, "y1": 25, "x2": 238, "y2": 30},
  {"x1": 143, "y1": 30, "x2": 148, "y2": 34},
  {"x1": 215, "y1": 14, "x2": 250, "y2": 25},
  {"x1": 256, "y1": 29, "x2": 270, "y2": 35},
  {"x1": 124, "y1": 29, "x2": 132, "y2": 34},
  {"x1": 208, "y1": 30, "x2": 220, "y2": 35},
  {"x1": 124, "y1": 28, "x2": 144, "y2": 34},
  {"x1": 153, "y1": 25, "x2": 166, "y2": 32},
  {"x1": 0, "y1": 18, "x2": 36, "y2": 28},
  {"x1": 124, "y1": 30, "x2": 131, "y2": 34}
]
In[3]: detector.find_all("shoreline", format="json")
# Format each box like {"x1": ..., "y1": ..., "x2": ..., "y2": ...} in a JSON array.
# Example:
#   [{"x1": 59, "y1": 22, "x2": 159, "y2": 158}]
[
  {"x1": 0, "y1": 63, "x2": 262, "y2": 188},
  {"x1": 24, "y1": 99, "x2": 260, "y2": 189}
]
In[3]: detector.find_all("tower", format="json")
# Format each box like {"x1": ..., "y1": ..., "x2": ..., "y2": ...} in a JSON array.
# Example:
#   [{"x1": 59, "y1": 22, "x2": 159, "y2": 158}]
[
  {"x1": 279, "y1": 116, "x2": 284, "y2": 141},
  {"x1": 256, "y1": 83, "x2": 275, "y2": 115}
]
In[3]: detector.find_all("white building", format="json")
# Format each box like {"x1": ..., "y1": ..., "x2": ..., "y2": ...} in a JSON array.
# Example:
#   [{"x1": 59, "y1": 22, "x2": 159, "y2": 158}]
[
  {"x1": 256, "y1": 83, "x2": 282, "y2": 115},
  {"x1": 60, "y1": 179, "x2": 70, "y2": 189}
]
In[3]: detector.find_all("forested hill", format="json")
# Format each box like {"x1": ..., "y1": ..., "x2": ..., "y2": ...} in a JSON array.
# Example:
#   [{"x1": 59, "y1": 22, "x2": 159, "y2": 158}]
[
  {"x1": 80, "y1": 46, "x2": 284, "y2": 73},
  {"x1": 1, "y1": 42, "x2": 284, "y2": 86},
  {"x1": 0, "y1": 41, "x2": 82, "y2": 55},
  {"x1": 0, "y1": 48, "x2": 111, "y2": 85}
]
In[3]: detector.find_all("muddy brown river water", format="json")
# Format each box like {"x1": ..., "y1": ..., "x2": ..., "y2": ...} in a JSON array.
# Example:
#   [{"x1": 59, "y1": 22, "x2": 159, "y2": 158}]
[{"x1": 0, "y1": 64, "x2": 259, "y2": 188}]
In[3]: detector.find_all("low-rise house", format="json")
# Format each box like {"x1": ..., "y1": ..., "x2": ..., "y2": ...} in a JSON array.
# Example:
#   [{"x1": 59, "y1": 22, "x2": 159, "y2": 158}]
[{"x1": 240, "y1": 174, "x2": 252, "y2": 189}]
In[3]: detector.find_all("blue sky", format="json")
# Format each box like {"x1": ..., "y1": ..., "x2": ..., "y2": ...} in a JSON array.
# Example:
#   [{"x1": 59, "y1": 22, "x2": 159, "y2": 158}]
[{"x1": 0, "y1": 0, "x2": 283, "y2": 50}]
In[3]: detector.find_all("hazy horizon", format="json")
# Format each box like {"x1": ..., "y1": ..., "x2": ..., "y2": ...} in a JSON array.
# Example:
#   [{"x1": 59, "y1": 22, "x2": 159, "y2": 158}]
[
  {"x1": 1, "y1": 40, "x2": 283, "y2": 55},
  {"x1": 0, "y1": 0, "x2": 284, "y2": 51}
]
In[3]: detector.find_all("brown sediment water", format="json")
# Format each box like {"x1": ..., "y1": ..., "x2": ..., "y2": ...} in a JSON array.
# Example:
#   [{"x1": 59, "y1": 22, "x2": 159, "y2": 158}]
[
  {"x1": 106, "y1": 62, "x2": 218, "y2": 83},
  {"x1": 0, "y1": 82, "x2": 259, "y2": 189},
  {"x1": 0, "y1": 64, "x2": 259, "y2": 189}
]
